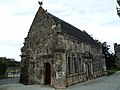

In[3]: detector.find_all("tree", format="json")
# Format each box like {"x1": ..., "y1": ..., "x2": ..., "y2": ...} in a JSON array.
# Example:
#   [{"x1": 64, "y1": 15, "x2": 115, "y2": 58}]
[
  {"x1": 0, "y1": 57, "x2": 9, "y2": 78},
  {"x1": 102, "y1": 42, "x2": 117, "y2": 69},
  {"x1": 0, "y1": 57, "x2": 20, "y2": 78}
]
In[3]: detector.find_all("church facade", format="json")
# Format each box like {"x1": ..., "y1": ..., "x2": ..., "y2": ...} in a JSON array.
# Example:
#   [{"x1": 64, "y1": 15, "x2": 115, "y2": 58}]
[{"x1": 20, "y1": 5, "x2": 106, "y2": 89}]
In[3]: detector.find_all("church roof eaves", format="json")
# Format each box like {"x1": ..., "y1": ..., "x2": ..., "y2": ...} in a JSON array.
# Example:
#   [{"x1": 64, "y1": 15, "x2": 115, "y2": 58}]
[{"x1": 48, "y1": 13, "x2": 100, "y2": 47}]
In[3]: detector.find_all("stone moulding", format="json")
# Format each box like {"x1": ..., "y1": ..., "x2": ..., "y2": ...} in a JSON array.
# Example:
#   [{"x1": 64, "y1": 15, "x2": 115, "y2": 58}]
[
  {"x1": 41, "y1": 55, "x2": 54, "y2": 58},
  {"x1": 81, "y1": 52, "x2": 93, "y2": 59},
  {"x1": 53, "y1": 49, "x2": 65, "y2": 53}
]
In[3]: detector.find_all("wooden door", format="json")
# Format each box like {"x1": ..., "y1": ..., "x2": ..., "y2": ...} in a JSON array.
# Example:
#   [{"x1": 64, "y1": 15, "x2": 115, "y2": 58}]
[{"x1": 44, "y1": 62, "x2": 51, "y2": 85}]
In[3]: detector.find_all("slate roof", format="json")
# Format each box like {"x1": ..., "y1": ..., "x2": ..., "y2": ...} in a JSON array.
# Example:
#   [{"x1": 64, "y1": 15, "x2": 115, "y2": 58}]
[{"x1": 48, "y1": 13, "x2": 100, "y2": 46}]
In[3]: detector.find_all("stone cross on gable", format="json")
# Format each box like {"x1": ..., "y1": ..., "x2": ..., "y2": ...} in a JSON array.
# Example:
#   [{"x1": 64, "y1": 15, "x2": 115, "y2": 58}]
[{"x1": 38, "y1": 1, "x2": 43, "y2": 7}]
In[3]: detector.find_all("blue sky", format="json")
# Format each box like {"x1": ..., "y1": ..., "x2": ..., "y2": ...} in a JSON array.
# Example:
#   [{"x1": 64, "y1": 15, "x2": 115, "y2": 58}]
[{"x1": 0, "y1": 0, "x2": 120, "y2": 61}]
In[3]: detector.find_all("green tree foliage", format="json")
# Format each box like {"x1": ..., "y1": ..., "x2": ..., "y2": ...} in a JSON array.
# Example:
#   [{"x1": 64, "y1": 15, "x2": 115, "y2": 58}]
[
  {"x1": 102, "y1": 42, "x2": 117, "y2": 69},
  {"x1": 0, "y1": 57, "x2": 20, "y2": 78},
  {"x1": 0, "y1": 57, "x2": 9, "y2": 78}
]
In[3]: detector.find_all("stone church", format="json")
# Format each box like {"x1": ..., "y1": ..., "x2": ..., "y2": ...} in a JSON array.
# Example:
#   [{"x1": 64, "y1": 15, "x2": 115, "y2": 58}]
[{"x1": 20, "y1": 3, "x2": 106, "y2": 89}]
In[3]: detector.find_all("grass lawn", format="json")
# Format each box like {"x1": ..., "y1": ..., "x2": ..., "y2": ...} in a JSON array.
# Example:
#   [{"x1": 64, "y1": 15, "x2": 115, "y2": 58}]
[{"x1": 107, "y1": 67, "x2": 120, "y2": 75}]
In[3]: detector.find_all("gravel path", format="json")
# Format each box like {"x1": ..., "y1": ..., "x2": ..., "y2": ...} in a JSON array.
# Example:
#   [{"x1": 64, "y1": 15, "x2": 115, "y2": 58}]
[{"x1": 0, "y1": 71, "x2": 120, "y2": 90}]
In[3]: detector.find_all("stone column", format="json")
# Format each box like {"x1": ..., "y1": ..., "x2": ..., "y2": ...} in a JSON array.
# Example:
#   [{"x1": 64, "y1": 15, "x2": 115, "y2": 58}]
[{"x1": 54, "y1": 53, "x2": 66, "y2": 89}]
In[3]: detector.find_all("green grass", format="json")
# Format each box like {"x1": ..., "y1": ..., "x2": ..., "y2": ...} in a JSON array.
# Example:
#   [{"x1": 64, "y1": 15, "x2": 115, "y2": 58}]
[{"x1": 107, "y1": 67, "x2": 120, "y2": 76}]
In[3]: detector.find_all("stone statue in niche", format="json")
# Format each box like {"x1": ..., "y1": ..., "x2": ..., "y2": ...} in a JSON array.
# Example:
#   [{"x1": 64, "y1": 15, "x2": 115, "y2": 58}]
[
  {"x1": 56, "y1": 62, "x2": 64, "y2": 79},
  {"x1": 57, "y1": 38, "x2": 64, "y2": 49},
  {"x1": 57, "y1": 63, "x2": 63, "y2": 72},
  {"x1": 56, "y1": 71, "x2": 64, "y2": 79}
]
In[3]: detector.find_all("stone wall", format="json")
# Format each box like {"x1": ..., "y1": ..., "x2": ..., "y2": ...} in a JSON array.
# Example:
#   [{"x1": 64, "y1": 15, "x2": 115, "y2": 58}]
[
  {"x1": 20, "y1": 6, "x2": 67, "y2": 88},
  {"x1": 58, "y1": 33, "x2": 106, "y2": 87}
]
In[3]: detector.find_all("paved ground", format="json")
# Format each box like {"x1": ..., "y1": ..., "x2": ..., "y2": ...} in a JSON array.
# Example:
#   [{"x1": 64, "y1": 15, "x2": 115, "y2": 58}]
[
  {"x1": 0, "y1": 77, "x2": 19, "y2": 85},
  {"x1": 0, "y1": 71, "x2": 120, "y2": 90},
  {"x1": 67, "y1": 71, "x2": 120, "y2": 90}
]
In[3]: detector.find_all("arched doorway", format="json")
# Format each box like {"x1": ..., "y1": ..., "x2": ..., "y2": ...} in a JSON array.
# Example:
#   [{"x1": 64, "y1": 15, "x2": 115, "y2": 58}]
[{"x1": 44, "y1": 62, "x2": 51, "y2": 85}]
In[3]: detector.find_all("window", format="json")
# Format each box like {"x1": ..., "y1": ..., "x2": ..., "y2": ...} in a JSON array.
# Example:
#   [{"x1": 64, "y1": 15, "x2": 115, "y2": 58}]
[
  {"x1": 68, "y1": 57, "x2": 71, "y2": 74},
  {"x1": 66, "y1": 54, "x2": 68, "y2": 75},
  {"x1": 69, "y1": 56, "x2": 73, "y2": 74},
  {"x1": 77, "y1": 56, "x2": 81, "y2": 72},
  {"x1": 74, "y1": 57, "x2": 79, "y2": 73}
]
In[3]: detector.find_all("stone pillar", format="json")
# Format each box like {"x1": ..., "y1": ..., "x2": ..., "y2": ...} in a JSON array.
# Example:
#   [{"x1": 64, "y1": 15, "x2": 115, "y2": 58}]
[{"x1": 53, "y1": 53, "x2": 66, "y2": 89}]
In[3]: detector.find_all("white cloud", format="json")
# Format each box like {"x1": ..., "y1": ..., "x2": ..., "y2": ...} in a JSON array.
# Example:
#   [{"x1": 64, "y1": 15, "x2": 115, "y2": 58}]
[
  {"x1": 0, "y1": 0, "x2": 36, "y2": 61},
  {"x1": 80, "y1": 23, "x2": 120, "y2": 43}
]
